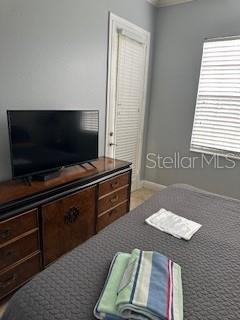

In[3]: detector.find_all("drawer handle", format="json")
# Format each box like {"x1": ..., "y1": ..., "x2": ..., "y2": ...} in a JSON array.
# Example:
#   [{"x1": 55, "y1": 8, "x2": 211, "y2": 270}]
[
  {"x1": 0, "y1": 250, "x2": 14, "y2": 259},
  {"x1": 111, "y1": 181, "x2": 119, "y2": 188},
  {"x1": 0, "y1": 229, "x2": 11, "y2": 240},
  {"x1": 110, "y1": 195, "x2": 119, "y2": 204},
  {"x1": 5, "y1": 250, "x2": 14, "y2": 259},
  {"x1": 0, "y1": 273, "x2": 17, "y2": 289},
  {"x1": 109, "y1": 209, "x2": 117, "y2": 216},
  {"x1": 64, "y1": 207, "x2": 80, "y2": 224}
]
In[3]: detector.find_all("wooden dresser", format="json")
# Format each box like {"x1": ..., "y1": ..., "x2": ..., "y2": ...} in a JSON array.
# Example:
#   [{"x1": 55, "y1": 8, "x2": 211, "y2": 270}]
[{"x1": 0, "y1": 157, "x2": 131, "y2": 300}]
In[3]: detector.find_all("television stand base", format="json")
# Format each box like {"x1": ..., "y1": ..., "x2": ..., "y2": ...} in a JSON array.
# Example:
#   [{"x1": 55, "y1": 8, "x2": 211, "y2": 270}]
[
  {"x1": 86, "y1": 161, "x2": 97, "y2": 169},
  {"x1": 79, "y1": 161, "x2": 97, "y2": 171},
  {"x1": 34, "y1": 170, "x2": 61, "y2": 182},
  {"x1": 22, "y1": 176, "x2": 33, "y2": 186}
]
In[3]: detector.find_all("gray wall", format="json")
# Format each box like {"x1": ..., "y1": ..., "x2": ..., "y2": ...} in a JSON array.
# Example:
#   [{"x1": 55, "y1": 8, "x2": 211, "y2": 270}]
[
  {"x1": 0, "y1": 0, "x2": 156, "y2": 181},
  {"x1": 145, "y1": 0, "x2": 240, "y2": 199}
]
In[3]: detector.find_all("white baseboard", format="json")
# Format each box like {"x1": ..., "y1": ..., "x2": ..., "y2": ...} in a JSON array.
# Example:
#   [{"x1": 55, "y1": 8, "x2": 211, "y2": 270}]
[{"x1": 140, "y1": 180, "x2": 166, "y2": 191}]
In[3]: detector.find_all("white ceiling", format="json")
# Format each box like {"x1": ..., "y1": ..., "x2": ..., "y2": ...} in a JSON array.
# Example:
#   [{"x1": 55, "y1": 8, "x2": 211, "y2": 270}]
[{"x1": 147, "y1": 0, "x2": 193, "y2": 7}]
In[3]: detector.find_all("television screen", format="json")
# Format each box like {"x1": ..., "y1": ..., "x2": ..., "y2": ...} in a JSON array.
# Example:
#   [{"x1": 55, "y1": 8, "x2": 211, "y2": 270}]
[{"x1": 7, "y1": 110, "x2": 99, "y2": 178}]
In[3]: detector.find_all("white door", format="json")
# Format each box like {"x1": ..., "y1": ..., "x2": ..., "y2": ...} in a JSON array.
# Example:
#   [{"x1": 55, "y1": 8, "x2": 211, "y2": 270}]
[{"x1": 106, "y1": 14, "x2": 150, "y2": 190}]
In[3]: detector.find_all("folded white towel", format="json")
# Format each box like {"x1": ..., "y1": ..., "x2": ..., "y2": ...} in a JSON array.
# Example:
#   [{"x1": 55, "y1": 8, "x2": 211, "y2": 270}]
[{"x1": 145, "y1": 208, "x2": 202, "y2": 240}]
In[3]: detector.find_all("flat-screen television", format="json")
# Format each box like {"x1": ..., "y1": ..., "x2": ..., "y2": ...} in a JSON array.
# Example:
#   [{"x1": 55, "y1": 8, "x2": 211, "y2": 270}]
[{"x1": 7, "y1": 110, "x2": 99, "y2": 179}]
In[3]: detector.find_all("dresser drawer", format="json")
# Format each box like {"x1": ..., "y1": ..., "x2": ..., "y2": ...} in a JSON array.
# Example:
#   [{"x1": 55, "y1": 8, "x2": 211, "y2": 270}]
[
  {"x1": 0, "y1": 253, "x2": 41, "y2": 300},
  {"x1": 99, "y1": 172, "x2": 129, "y2": 197},
  {"x1": 97, "y1": 201, "x2": 129, "y2": 232},
  {"x1": 42, "y1": 186, "x2": 96, "y2": 266},
  {"x1": 0, "y1": 209, "x2": 38, "y2": 246},
  {"x1": 0, "y1": 231, "x2": 39, "y2": 271},
  {"x1": 98, "y1": 187, "x2": 129, "y2": 215}
]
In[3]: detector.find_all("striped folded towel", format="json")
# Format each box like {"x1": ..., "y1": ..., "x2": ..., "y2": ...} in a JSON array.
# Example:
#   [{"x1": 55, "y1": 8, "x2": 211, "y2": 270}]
[{"x1": 94, "y1": 249, "x2": 183, "y2": 320}]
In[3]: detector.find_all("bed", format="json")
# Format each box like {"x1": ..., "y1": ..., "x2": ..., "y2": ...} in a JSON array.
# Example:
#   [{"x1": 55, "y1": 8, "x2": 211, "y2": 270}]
[{"x1": 2, "y1": 184, "x2": 240, "y2": 320}]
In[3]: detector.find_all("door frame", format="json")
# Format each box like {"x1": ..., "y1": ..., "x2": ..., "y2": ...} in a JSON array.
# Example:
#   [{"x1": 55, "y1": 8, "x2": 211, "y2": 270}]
[{"x1": 105, "y1": 13, "x2": 150, "y2": 190}]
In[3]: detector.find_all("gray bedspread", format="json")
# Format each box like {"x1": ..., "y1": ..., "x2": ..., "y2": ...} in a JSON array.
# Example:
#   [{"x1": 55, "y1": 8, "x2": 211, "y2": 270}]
[{"x1": 2, "y1": 184, "x2": 240, "y2": 320}]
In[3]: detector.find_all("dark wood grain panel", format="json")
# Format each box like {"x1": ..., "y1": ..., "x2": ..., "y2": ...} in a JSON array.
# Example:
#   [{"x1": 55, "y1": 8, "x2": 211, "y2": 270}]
[
  {"x1": 42, "y1": 186, "x2": 96, "y2": 266},
  {"x1": 0, "y1": 209, "x2": 38, "y2": 245},
  {"x1": 98, "y1": 187, "x2": 129, "y2": 214},
  {"x1": 0, "y1": 231, "x2": 39, "y2": 271},
  {"x1": 97, "y1": 201, "x2": 129, "y2": 231},
  {"x1": 98, "y1": 172, "x2": 129, "y2": 197},
  {"x1": 0, "y1": 253, "x2": 41, "y2": 300}
]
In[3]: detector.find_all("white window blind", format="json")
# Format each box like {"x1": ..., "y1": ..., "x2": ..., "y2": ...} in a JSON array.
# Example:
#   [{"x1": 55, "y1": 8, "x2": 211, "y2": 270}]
[
  {"x1": 114, "y1": 32, "x2": 146, "y2": 183},
  {"x1": 191, "y1": 37, "x2": 240, "y2": 158}
]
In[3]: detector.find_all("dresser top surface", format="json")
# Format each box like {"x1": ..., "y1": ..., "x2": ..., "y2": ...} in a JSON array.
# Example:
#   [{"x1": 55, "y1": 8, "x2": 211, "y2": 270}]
[{"x1": 0, "y1": 157, "x2": 131, "y2": 208}]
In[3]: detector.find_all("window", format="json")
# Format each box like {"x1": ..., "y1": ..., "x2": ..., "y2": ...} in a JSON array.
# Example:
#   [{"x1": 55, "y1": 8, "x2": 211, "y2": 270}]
[{"x1": 190, "y1": 37, "x2": 240, "y2": 158}]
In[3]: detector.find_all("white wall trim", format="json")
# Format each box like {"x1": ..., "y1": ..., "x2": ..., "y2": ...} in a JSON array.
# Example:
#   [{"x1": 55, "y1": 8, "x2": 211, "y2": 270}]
[
  {"x1": 146, "y1": 0, "x2": 160, "y2": 6},
  {"x1": 146, "y1": 0, "x2": 193, "y2": 7},
  {"x1": 158, "y1": 0, "x2": 192, "y2": 7},
  {"x1": 140, "y1": 180, "x2": 166, "y2": 191}
]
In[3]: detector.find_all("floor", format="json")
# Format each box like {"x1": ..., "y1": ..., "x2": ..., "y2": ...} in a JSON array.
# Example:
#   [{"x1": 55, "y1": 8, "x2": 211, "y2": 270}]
[
  {"x1": 0, "y1": 299, "x2": 7, "y2": 318},
  {"x1": 130, "y1": 187, "x2": 157, "y2": 210},
  {"x1": 0, "y1": 188, "x2": 157, "y2": 319}
]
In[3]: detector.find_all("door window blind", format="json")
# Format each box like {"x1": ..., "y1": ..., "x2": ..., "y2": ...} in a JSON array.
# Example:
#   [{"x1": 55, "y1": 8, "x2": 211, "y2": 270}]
[
  {"x1": 114, "y1": 32, "x2": 146, "y2": 183},
  {"x1": 190, "y1": 37, "x2": 240, "y2": 158}
]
